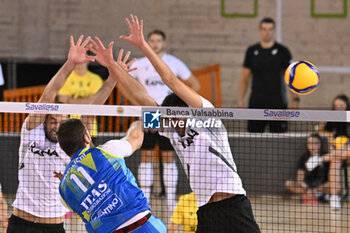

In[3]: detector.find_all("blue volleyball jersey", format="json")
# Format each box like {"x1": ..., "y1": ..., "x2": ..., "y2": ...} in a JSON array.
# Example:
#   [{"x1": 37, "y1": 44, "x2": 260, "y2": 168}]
[{"x1": 59, "y1": 141, "x2": 149, "y2": 233}]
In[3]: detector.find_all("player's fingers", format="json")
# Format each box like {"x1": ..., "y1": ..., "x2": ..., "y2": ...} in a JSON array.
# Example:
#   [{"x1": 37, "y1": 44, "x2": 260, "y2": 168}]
[
  {"x1": 125, "y1": 18, "x2": 132, "y2": 30},
  {"x1": 140, "y1": 19, "x2": 143, "y2": 31},
  {"x1": 108, "y1": 41, "x2": 114, "y2": 57},
  {"x1": 135, "y1": 15, "x2": 139, "y2": 27},
  {"x1": 76, "y1": 35, "x2": 84, "y2": 46},
  {"x1": 108, "y1": 41, "x2": 114, "y2": 51},
  {"x1": 117, "y1": 49, "x2": 124, "y2": 62},
  {"x1": 126, "y1": 58, "x2": 136, "y2": 67},
  {"x1": 70, "y1": 35, "x2": 75, "y2": 47},
  {"x1": 94, "y1": 36, "x2": 106, "y2": 50},
  {"x1": 86, "y1": 56, "x2": 95, "y2": 62},
  {"x1": 130, "y1": 14, "x2": 136, "y2": 25},
  {"x1": 127, "y1": 67, "x2": 137, "y2": 72},
  {"x1": 119, "y1": 35, "x2": 130, "y2": 42},
  {"x1": 81, "y1": 36, "x2": 91, "y2": 48},
  {"x1": 89, "y1": 38, "x2": 99, "y2": 50},
  {"x1": 88, "y1": 45, "x2": 98, "y2": 54},
  {"x1": 123, "y1": 51, "x2": 131, "y2": 63}
]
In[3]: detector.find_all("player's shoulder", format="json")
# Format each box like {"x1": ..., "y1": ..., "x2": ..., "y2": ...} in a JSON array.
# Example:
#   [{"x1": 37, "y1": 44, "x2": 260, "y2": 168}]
[
  {"x1": 247, "y1": 43, "x2": 260, "y2": 51},
  {"x1": 86, "y1": 71, "x2": 102, "y2": 80},
  {"x1": 178, "y1": 193, "x2": 188, "y2": 204},
  {"x1": 134, "y1": 56, "x2": 149, "y2": 65},
  {"x1": 181, "y1": 192, "x2": 195, "y2": 201},
  {"x1": 275, "y1": 42, "x2": 290, "y2": 52},
  {"x1": 163, "y1": 53, "x2": 181, "y2": 61},
  {"x1": 164, "y1": 53, "x2": 188, "y2": 66}
]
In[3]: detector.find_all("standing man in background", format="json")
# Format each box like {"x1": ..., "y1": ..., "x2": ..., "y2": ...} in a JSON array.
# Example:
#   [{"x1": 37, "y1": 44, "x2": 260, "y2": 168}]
[
  {"x1": 57, "y1": 60, "x2": 103, "y2": 142},
  {"x1": 129, "y1": 29, "x2": 200, "y2": 213},
  {"x1": 237, "y1": 17, "x2": 299, "y2": 133}
]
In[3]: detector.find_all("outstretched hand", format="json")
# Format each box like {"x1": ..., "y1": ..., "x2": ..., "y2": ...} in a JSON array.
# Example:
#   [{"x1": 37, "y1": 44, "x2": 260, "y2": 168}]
[
  {"x1": 120, "y1": 14, "x2": 146, "y2": 48},
  {"x1": 68, "y1": 35, "x2": 95, "y2": 64},
  {"x1": 116, "y1": 49, "x2": 137, "y2": 73},
  {"x1": 89, "y1": 36, "x2": 115, "y2": 68},
  {"x1": 53, "y1": 171, "x2": 63, "y2": 180}
]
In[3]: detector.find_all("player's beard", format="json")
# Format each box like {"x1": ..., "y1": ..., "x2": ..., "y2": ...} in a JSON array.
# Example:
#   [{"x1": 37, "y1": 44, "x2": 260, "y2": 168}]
[{"x1": 44, "y1": 126, "x2": 58, "y2": 143}]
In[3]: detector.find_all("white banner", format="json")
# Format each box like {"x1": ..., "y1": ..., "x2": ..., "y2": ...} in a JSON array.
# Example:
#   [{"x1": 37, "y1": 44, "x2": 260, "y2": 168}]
[{"x1": 0, "y1": 102, "x2": 348, "y2": 122}]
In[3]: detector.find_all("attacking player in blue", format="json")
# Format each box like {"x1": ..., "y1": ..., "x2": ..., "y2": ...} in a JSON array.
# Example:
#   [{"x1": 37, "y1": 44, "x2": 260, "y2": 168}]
[
  {"x1": 57, "y1": 119, "x2": 166, "y2": 233},
  {"x1": 55, "y1": 37, "x2": 167, "y2": 233}
]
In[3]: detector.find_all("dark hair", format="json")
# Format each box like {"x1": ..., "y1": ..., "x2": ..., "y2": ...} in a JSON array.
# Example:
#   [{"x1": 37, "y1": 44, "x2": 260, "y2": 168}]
[
  {"x1": 148, "y1": 30, "x2": 166, "y2": 41},
  {"x1": 259, "y1": 17, "x2": 275, "y2": 28},
  {"x1": 332, "y1": 94, "x2": 350, "y2": 110},
  {"x1": 306, "y1": 133, "x2": 327, "y2": 156},
  {"x1": 161, "y1": 93, "x2": 188, "y2": 107},
  {"x1": 57, "y1": 119, "x2": 87, "y2": 156}
]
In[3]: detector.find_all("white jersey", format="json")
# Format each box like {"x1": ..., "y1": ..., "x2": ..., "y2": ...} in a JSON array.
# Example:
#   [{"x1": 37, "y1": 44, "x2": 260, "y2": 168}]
[
  {"x1": 13, "y1": 119, "x2": 70, "y2": 218},
  {"x1": 160, "y1": 97, "x2": 246, "y2": 207},
  {"x1": 129, "y1": 53, "x2": 192, "y2": 105}
]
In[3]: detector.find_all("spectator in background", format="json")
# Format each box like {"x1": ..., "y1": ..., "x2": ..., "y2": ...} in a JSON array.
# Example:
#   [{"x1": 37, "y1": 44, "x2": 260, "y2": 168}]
[
  {"x1": 285, "y1": 134, "x2": 329, "y2": 205},
  {"x1": 57, "y1": 61, "x2": 103, "y2": 143},
  {"x1": 285, "y1": 134, "x2": 344, "y2": 210},
  {"x1": 168, "y1": 192, "x2": 198, "y2": 233},
  {"x1": 319, "y1": 94, "x2": 350, "y2": 140},
  {"x1": 128, "y1": 29, "x2": 200, "y2": 213},
  {"x1": 237, "y1": 17, "x2": 299, "y2": 133}
]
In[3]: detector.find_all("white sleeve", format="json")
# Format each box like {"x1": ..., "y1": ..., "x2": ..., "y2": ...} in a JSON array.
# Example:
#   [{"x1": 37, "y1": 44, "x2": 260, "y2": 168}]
[
  {"x1": 173, "y1": 57, "x2": 192, "y2": 81},
  {"x1": 99, "y1": 139, "x2": 133, "y2": 158},
  {"x1": 200, "y1": 96, "x2": 214, "y2": 108}
]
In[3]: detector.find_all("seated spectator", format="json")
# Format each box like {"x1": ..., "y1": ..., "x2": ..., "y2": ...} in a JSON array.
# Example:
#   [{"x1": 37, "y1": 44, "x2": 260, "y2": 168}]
[
  {"x1": 286, "y1": 134, "x2": 345, "y2": 210},
  {"x1": 168, "y1": 192, "x2": 198, "y2": 233},
  {"x1": 285, "y1": 134, "x2": 329, "y2": 204}
]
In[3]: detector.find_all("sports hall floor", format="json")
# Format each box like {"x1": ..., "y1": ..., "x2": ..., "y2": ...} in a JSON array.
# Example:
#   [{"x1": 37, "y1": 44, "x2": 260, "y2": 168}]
[{"x1": 59, "y1": 195, "x2": 350, "y2": 233}]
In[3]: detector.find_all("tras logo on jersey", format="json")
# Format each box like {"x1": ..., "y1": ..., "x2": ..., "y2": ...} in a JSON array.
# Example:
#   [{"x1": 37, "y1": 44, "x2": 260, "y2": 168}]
[
  {"x1": 179, "y1": 129, "x2": 199, "y2": 148},
  {"x1": 29, "y1": 142, "x2": 59, "y2": 157},
  {"x1": 145, "y1": 79, "x2": 165, "y2": 86}
]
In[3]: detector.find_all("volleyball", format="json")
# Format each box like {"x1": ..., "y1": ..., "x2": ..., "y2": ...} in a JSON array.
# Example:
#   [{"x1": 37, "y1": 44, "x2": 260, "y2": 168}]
[{"x1": 284, "y1": 60, "x2": 320, "y2": 95}]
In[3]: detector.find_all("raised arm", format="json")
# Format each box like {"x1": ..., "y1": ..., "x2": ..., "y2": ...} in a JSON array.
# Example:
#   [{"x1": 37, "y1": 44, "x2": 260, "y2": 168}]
[
  {"x1": 88, "y1": 37, "x2": 157, "y2": 106},
  {"x1": 26, "y1": 35, "x2": 94, "y2": 130},
  {"x1": 123, "y1": 121, "x2": 144, "y2": 153},
  {"x1": 89, "y1": 49, "x2": 137, "y2": 105},
  {"x1": 80, "y1": 49, "x2": 140, "y2": 133},
  {"x1": 183, "y1": 74, "x2": 200, "y2": 92},
  {"x1": 120, "y1": 14, "x2": 203, "y2": 107}
]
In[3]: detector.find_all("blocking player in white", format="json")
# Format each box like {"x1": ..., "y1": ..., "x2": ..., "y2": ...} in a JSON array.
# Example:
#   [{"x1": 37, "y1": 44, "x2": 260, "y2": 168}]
[
  {"x1": 126, "y1": 29, "x2": 200, "y2": 212},
  {"x1": 7, "y1": 35, "x2": 134, "y2": 233},
  {"x1": 88, "y1": 15, "x2": 261, "y2": 232}
]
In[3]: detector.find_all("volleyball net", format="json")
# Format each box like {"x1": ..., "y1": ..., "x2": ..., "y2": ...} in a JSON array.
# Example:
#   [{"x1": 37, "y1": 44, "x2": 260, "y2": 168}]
[{"x1": 0, "y1": 102, "x2": 349, "y2": 232}]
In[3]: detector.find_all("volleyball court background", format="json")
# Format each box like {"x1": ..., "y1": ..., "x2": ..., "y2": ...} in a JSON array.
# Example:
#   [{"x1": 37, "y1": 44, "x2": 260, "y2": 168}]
[{"x1": 0, "y1": 103, "x2": 349, "y2": 232}]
